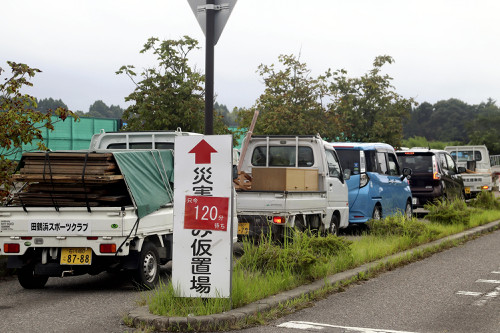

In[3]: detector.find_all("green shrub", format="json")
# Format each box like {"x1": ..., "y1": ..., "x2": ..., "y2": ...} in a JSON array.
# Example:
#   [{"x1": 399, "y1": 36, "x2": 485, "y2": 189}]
[
  {"x1": 367, "y1": 213, "x2": 431, "y2": 239},
  {"x1": 468, "y1": 191, "x2": 500, "y2": 210},
  {"x1": 425, "y1": 199, "x2": 470, "y2": 225},
  {"x1": 236, "y1": 232, "x2": 352, "y2": 278}
]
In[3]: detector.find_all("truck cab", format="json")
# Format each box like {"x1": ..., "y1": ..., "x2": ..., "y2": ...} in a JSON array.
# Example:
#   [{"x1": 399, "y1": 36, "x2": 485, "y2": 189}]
[{"x1": 444, "y1": 145, "x2": 493, "y2": 198}]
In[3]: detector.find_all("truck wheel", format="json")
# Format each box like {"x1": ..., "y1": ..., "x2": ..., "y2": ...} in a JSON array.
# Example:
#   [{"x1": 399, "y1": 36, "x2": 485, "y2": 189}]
[
  {"x1": 295, "y1": 215, "x2": 306, "y2": 232},
  {"x1": 133, "y1": 242, "x2": 160, "y2": 290},
  {"x1": 329, "y1": 215, "x2": 340, "y2": 236},
  {"x1": 372, "y1": 205, "x2": 382, "y2": 220},
  {"x1": 18, "y1": 264, "x2": 49, "y2": 289}
]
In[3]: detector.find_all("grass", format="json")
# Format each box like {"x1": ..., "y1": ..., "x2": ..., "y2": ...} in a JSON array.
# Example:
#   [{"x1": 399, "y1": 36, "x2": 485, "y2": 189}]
[{"x1": 144, "y1": 194, "x2": 500, "y2": 324}]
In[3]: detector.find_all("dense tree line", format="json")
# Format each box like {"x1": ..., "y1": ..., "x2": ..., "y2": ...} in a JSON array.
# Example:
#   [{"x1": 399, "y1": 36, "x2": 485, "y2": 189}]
[
  {"x1": 34, "y1": 98, "x2": 124, "y2": 119},
  {"x1": 403, "y1": 98, "x2": 500, "y2": 154}
]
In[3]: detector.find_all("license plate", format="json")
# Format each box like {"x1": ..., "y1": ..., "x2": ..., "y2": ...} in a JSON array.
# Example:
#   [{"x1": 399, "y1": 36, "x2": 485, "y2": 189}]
[
  {"x1": 238, "y1": 223, "x2": 250, "y2": 235},
  {"x1": 60, "y1": 248, "x2": 92, "y2": 265},
  {"x1": 412, "y1": 197, "x2": 417, "y2": 205},
  {"x1": 464, "y1": 187, "x2": 471, "y2": 194}
]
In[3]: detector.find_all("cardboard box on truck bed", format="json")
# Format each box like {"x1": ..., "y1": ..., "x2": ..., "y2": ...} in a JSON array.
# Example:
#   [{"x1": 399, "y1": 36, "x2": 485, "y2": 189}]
[{"x1": 251, "y1": 167, "x2": 318, "y2": 191}]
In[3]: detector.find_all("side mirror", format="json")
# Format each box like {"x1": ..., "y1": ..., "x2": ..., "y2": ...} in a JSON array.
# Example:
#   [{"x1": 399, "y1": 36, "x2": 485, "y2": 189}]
[
  {"x1": 343, "y1": 169, "x2": 351, "y2": 181},
  {"x1": 457, "y1": 166, "x2": 466, "y2": 174},
  {"x1": 401, "y1": 167, "x2": 412, "y2": 181}
]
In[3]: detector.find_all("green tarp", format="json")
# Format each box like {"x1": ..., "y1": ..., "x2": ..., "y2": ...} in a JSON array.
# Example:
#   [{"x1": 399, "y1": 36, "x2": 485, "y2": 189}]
[{"x1": 113, "y1": 150, "x2": 174, "y2": 218}]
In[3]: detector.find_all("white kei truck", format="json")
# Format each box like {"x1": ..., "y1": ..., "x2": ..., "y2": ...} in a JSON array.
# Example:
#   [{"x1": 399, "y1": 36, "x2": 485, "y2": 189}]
[
  {"x1": 235, "y1": 135, "x2": 350, "y2": 241},
  {"x1": 1, "y1": 130, "x2": 236, "y2": 289},
  {"x1": 1, "y1": 149, "x2": 175, "y2": 289},
  {"x1": 445, "y1": 145, "x2": 494, "y2": 198}
]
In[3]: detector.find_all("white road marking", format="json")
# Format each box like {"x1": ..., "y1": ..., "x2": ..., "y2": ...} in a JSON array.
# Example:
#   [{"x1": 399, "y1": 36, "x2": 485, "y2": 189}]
[
  {"x1": 456, "y1": 291, "x2": 483, "y2": 296},
  {"x1": 491, "y1": 271, "x2": 500, "y2": 274},
  {"x1": 476, "y1": 279, "x2": 500, "y2": 284},
  {"x1": 277, "y1": 321, "x2": 419, "y2": 333},
  {"x1": 473, "y1": 286, "x2": 500, "y2": 307}
]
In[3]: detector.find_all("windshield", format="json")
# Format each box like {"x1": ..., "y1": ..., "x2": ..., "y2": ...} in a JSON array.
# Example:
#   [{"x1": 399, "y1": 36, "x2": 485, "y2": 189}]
[
  {"x1": 398, "y1": 154, "x2": 433, "y2": 173},
  {"x1": 450, "y1": 150, "x2": 482, "y2": 162},
  {"x1": 251, "y1": 146, "x2": 314, "y2": 167},
  {"x1": 335, "y1": 149, "x2": 376, "y2": 174}
]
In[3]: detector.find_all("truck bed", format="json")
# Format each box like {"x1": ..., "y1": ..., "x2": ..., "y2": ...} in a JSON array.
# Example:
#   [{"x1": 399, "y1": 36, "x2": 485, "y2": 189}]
[{"x1": 236, "y1": 190, "x2": 327, "y2": 214}]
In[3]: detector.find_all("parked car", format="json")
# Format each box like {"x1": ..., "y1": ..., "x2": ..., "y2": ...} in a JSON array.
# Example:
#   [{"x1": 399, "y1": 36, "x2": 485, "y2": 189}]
[
  {"x1": 396, "y1": 148, "x2": 466, "y2": 212},
  {"x1": 333, "y1": 143, "x2": 413, "y2": 223}
]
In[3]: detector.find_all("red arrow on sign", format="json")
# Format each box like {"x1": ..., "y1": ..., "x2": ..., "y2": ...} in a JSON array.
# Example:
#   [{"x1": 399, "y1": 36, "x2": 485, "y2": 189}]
[{"x1": 189, "y1": 139, "x2": 218, "y2": 164}]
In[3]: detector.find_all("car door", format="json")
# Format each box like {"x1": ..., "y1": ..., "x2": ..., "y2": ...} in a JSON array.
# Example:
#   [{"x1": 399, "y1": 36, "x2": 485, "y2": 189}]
[
  {"x1": 445, "y1": 153, "x2": 464, "y2": 199},
  {"x1": 386, "y1": 152, "x2": 410, "y2": 214},
  {"x1": 324, "y1": 149, "x2": 349, "y2": 226},
  {"x1": 438, "y1": 152, "x2": 457, "y2": 199},
  {"x1": 375, "y1": 150, "x2": 392, "y2": 217}
]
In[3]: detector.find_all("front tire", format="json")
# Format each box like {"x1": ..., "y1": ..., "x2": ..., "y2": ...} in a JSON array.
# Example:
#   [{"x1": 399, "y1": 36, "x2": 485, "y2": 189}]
[
  {"x1": 133, "y1": 242, "x2": 160, "y2": 290},
  {"x1": 18, "y1": 264, "x2": 49, "y2": 289},
  {"x1": 372, "y1": 205, "x2": 382, "y2": 220},
  {"x1": 404, "y1": 201, "x2": 412, "y2": 220}
]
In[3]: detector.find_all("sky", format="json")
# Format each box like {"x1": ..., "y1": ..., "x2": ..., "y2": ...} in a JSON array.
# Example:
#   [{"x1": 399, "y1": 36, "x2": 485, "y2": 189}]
[{"x1": 2, "y1": 0, "x2": 499, "y2": 113}]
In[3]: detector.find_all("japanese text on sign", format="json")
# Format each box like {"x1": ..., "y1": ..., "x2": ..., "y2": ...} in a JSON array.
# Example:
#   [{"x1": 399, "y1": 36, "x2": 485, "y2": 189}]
[{"x1": 184, "y1": 196, "x2": 229, "y2": 231}]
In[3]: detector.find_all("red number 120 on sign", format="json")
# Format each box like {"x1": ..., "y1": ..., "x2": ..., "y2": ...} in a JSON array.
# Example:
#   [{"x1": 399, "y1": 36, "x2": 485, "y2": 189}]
[{"x1": 184, "y1": 196, "x2": 229, "y2": 231}]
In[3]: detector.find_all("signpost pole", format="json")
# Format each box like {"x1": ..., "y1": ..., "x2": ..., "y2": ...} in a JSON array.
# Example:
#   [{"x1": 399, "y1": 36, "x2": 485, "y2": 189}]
[{"x1": 205, "y1": 0, "x2": 215, "y2": 135}]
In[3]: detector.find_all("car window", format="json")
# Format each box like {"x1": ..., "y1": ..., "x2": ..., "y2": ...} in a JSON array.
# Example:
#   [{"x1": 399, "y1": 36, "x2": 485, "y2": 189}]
[
  {"x1": 450, "y1": 150, "x2": 482, "y2": 162},
  {"x1": 376, "y1": 152, "x2": 388, "y2": 175},
  {"x1": 439, "y1": 153, "x2": 448, "y2": 173},
  {"x1": 387, "y1": 153, "x2": 400, "y2": 176},
  {"x1": 325, "y1": 149, "x2": 341, "y2": 179},
  {"x1": 398, "y1": 153, "x2": 433, "y2": 173},
  {"x1": 445, "y1": 154, "x2": 457, "y2": 173}
]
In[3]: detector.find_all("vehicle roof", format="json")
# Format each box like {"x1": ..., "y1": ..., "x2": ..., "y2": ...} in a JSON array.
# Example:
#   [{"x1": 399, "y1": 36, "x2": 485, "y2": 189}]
[
  {"x1": 332, "y1": 142, "x2": 395, "y2": 151},
  {"x1": 396, "y1": 148, "x2": 446, "y2": 154},
  {"x1": 444, "y1": 145, "x2": 488, "y2": 150}
]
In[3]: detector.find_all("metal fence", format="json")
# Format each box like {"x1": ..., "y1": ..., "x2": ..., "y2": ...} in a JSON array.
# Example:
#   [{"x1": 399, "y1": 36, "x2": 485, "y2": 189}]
[{"x1": 11, "y1": 116, "x2": 121, "y2": 160}]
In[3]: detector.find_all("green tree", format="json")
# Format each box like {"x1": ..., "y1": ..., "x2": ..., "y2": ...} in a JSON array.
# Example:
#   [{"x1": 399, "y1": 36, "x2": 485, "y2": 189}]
[
  {"x1": 326, "y1": 55, "x2": 417, "y2": 146},
  {"x1": 0, "y1": 61, "x2": 77, "y2": 199},
  {"x1": 35, "y1": 97, "x2": 68, "y2": 113},
  {"x1": 85, "y1": 100, "x2": 124, "y2": 119},
  {"x1": 117, "y1": 36, "x2": 228, "y2": 133},
  {"x1": 215, "y1": 102, "x2": 237, "y2": 127},
  {"x1": 238, "y1": 54, "x2": 328, "y2": 136},
  {"x1": 466, "y1": 99, "x2": 500, "y2": 154}
]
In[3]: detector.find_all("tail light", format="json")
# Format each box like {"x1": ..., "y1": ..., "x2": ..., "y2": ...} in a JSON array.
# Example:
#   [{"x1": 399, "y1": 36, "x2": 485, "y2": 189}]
[
  {"x1": 272, "y1": 216, "x2": 285, "y2": 224},
  {"x1": 432, "y1": 155, "x2": 441, "y2": 180},
  {"x1": 482, "y1": 185, "x2": 489, "y2": 190},
  {"x1": 360, "y1": 151, "x2": 366, "y2": 173},
  {"x1": 100, "y1": 244, "x2": 116, "y2": 253},
  {"x1": 4, "y1": 243, "x2": 20, "y2": 253}
]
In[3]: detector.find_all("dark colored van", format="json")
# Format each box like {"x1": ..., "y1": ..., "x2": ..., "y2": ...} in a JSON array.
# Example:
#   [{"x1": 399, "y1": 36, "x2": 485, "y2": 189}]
[{"x1": 396, "y1": 149, "x2": 466, "y2": 212}]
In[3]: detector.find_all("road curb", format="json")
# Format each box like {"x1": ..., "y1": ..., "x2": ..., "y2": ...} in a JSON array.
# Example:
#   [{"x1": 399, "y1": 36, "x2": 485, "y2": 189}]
[{"x1": 128, "y1": 220, "x2": 500, "y2": 332}]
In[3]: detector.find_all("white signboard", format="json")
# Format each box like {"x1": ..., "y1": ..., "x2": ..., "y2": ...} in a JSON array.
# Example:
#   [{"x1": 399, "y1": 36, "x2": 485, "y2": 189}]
[{"x1": 172, "y1": 135, "x2": 233, "y2": 298}]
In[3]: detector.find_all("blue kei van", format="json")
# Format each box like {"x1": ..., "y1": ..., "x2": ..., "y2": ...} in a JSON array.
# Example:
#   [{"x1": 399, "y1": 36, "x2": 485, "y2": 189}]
[{"x1": 332, "y1": 143, "x2": 413, "y2": 223}]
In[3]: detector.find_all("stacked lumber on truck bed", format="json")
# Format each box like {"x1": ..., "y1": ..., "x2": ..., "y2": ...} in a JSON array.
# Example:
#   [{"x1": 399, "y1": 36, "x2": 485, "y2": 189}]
[{"x1": 10, "y1": 152, "x2": 132, "y2": 208}]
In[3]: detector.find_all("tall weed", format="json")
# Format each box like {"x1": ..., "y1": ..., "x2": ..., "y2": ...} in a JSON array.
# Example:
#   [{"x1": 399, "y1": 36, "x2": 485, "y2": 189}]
[
  {"x1": 236, "y1": 231, "x2": 352, "y2": 278},
  {"x1": 468, "y1": 191, "x2": 500, "y2": 210},
  {"x1": 367, "y1": 213, "x2": 431, "y2": 239},
  {"x1": 425, "y1": 199, "x2": 470, "y2": 225}
]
